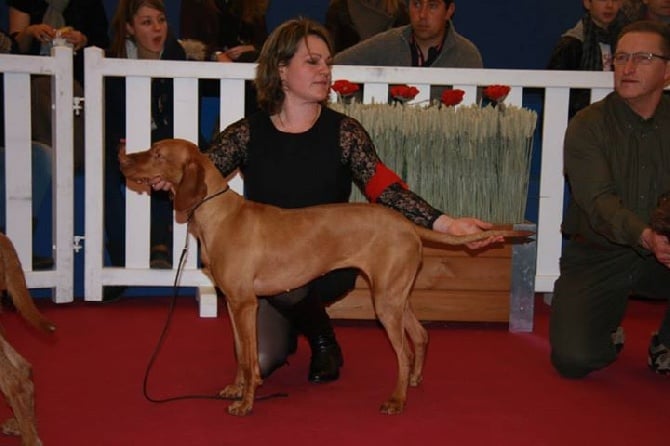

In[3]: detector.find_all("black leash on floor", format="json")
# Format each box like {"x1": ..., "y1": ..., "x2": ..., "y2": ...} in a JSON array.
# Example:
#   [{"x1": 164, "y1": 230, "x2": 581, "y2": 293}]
[{"x1": 142, "y1": 233, "x2": 288, "y2": 404}]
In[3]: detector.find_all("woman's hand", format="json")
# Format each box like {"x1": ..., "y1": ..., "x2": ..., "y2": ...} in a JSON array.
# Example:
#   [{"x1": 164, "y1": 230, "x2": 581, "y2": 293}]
[
  {"x1": 60, "y1": 28, "x2": 87, "y2": 51},
  {"x1": 28, "y1": 24, "x2": 55, "y2": 43},
  {"x1": 149, "y1": 177, "x2": 174, "y2": 194},
  {"x1": 225, "y1": 44, "x2": 255, "y2": 61},
  {"x1": 432, "y1": 215, "x2": 503, "y2": 250}
]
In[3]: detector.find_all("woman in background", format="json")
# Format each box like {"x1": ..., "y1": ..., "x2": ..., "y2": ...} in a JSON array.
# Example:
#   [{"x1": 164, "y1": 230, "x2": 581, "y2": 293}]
[
  {"x1": 103, "y1": 0, "x2": 187, "y2": 291},
  {"x1": 180, "y1": 0, "x2": 268, "y2": 62}
]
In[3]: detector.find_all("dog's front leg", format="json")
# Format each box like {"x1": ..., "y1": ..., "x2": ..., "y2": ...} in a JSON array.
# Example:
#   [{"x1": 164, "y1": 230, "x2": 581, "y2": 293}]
[
  {"x1": 0, "y1": 337, "x2": 41, "y2": 445},
  {"x1": 220, "y1": 296, "x2": 262, "y2": 416}
]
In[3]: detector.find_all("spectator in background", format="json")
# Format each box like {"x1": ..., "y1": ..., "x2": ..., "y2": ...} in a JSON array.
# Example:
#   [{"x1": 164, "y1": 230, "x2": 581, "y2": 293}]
[
  {"x1": 103, "y1": 0, "x2": 187, "y2": 290},
  {"x1": 333, "y1": 0, "x2": 482, "y2": 101},
  {"x1": 7, "y1": 0, "x2": 109, "y2": 173},
  {"x1": 627, "y1": 0, "x2": 670, "y2": 22},
  {"x1": 180, "y1": 0, "x2": 269, "y2": 129},
  {"x1": 547, "y1": 0, "x2": 630, "y2": 116},
  {"x1": 180, "y1": 0, "x2": 268, "y2": 62},
  {"x1": 325, "y1": 0, "x2": 409, "y2": 54},
  {"x1": 7, "y1": 0, "x2": 109, "y2": 84},
  {"x1": 550, "y1": 20, "x2": 670, "y2": 378}
]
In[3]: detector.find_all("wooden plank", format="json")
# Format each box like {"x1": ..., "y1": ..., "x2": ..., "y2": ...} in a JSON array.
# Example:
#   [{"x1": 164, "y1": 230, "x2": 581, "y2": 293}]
[
  {"x1": 327, "y1": 289, "x2": 510, "y2": 322},
  {"x1": 329, "y1": 242, "x2": 513, "y2": 322}
]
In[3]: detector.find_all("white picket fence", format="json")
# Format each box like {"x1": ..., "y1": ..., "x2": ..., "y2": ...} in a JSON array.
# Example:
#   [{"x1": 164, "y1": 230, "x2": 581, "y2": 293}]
[
  {"x1": 1, "y1": 47, "x2": 74, "y2": 301},
  {"x1": 2, "y1": 46, "x2": 618, "y2": 317}
]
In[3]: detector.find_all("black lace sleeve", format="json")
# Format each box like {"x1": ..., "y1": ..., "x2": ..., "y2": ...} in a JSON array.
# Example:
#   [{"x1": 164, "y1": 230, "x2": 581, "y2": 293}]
[
  {"x1": 339, "y1": 116, "x2": 442, "y2": 228},
  {"x1": 205, "y1": 118, "x2": 250, "y2": 177}
]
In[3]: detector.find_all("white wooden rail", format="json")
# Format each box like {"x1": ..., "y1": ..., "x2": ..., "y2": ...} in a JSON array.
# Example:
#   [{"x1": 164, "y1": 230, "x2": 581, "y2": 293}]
[
  {"x1": 3, "y1": 46, "x2": 619, "y2": 317},
  {"x1": 0, "y1": 47, "x2": 74, "y2": 301}
]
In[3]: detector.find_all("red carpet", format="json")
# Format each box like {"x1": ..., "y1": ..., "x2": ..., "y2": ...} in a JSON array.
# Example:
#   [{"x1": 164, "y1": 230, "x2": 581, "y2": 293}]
[{"x1": 0, "y1": 295, "x2": 666, "y2": 445}]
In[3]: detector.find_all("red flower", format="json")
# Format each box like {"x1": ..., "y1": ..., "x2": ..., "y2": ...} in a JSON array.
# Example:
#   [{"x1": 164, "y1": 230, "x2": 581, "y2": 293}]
[
  {"x1": 483, "y1": 85, "x2": 511, "y2": 102},
  {"x1": 331, "y1": 79, "x2": 360, "y2": 97},
  {"x1": 390, "y1": 84, "x2": 420, "y2": 102},
  {"x1": 440, "y1": 88, "x2": 465, "y2": 107}
]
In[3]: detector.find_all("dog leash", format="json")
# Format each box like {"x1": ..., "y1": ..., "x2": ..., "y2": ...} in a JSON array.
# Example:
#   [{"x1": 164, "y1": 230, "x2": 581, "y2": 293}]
[
  {"x1": 186, "y1": 185, "x2": 230, "y2": 223},
  {"x1": 142, "y1": 220, "x2": 288, "y2": 404}
]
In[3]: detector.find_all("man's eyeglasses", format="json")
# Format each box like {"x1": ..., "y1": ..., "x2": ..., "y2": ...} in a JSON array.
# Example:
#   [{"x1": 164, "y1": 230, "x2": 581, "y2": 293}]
[{"x1": 612, "y1": 52, "x2": 670, "y2": 66}]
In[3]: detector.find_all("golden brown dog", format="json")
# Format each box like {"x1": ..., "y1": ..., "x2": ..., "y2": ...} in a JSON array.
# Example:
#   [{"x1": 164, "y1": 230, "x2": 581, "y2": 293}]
[
  {"x1": 119, "y1": 138, "x2": 528, "y2": 416},
  {"x1": 0, "y1": 232, "x2": 55, "y2": 445}
]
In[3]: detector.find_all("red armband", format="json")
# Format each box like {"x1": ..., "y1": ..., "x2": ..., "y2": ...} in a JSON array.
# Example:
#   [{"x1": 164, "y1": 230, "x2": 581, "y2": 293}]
[{"x1": 364, "y1": 162, "x2": 408, "y2": 202}]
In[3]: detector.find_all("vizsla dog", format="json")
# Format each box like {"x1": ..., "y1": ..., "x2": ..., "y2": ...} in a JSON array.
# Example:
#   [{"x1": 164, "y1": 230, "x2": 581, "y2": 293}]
[
  {"x1": 119, "y1": 138, "x2": 528, "y2": 416},
  {"x1": 0, "y1": 233, "x2": 55, "y2": 445}
]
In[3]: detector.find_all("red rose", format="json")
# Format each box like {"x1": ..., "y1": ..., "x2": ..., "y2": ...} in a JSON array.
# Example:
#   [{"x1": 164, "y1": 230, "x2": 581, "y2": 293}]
[
  {"x1": 331, "y1": 79, "x2": 360, "y2": 96},
  {"x1": 483, "y1": 85, "x2": 511, "y2": 102},
  {"x1": 440, "y1": 89, "x2": 465, "y2": 107},
  {"x1": 390, "y1": 84, "x2": 420, "y2": 101}
]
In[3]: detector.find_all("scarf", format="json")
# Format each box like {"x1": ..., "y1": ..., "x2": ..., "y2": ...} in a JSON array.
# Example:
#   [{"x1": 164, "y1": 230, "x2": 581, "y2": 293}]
[
  {"x1": 40, "y1": 0, "x2": 70, "y2": 55},
  {"x1": 580, "y1": 11, "x2": 627, "y2": 71}
]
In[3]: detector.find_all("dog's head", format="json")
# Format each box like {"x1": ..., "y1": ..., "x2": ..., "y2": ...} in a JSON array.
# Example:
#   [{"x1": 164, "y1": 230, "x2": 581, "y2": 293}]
[
  {"x1": 119, "y1": 138, "x2": 207, "y2": 219},
  {"x1": 650, "y1": 191, "x2": 670, "y2": 238}
]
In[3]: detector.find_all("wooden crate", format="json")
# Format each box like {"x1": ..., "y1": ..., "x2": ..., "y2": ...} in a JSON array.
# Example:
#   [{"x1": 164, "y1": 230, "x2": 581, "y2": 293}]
[{"x1": 326, "y1": 243, "x2": 512, "y2": 322}]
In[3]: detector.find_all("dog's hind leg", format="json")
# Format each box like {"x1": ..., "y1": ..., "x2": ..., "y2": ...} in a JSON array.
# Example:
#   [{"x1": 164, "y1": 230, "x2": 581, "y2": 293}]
[
  {"x1": 0, "y1": 337, "x2": 41, "y2": 445},
  {"x1": 403, "y1": 305, "x2": 428, "y2": 386},
  {"x1": 371, "y1": 274, "x2": 417, "y2": 415}
]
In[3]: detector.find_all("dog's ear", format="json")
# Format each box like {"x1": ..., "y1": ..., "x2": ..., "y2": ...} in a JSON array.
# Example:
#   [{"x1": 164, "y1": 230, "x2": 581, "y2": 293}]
[{"x1": 173, "y1": 160, "x2": 207, "y2": 218}]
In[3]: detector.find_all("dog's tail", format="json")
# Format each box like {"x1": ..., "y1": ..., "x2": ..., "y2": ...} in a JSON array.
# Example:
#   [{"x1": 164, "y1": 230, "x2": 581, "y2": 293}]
[
  {"x1": 415, "y1": 226, "x2": 534, "y2": 246},
  {"x1": 0, "y1": 233, "x2": 56, "y2": 333}
]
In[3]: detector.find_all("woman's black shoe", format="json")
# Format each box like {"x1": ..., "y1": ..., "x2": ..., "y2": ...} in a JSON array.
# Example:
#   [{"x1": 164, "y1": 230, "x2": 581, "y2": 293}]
[{"x1": 308, "y1": 335, "x2": 343, "y2": 383}]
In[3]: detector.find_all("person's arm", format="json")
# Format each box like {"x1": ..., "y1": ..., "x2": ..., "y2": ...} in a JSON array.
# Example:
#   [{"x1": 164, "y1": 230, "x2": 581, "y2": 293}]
[
  {"x1": 564, "y1": 109, "x2": 647, "y2": 247},
  {"x1": 547, "y1": 36, "x2": 582, "y2": 70},
  {"x1": 340, "y1": 117, "x2": 500, "y2": 248},
  {"x1": 8, "y1": 6, "x2": 54, "y2": 54},
  {"x1": 205, "y1": 119, "x2": 250, "y2": 177},
  {"x1": 76, "y1": 1, "x2": 109, "y2": 50}
]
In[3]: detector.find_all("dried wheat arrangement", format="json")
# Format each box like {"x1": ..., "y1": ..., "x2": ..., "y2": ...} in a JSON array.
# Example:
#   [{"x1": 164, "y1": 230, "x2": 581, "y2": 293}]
[{"x1": 330, "y1": 102, "x2": 537, "y2": 224}]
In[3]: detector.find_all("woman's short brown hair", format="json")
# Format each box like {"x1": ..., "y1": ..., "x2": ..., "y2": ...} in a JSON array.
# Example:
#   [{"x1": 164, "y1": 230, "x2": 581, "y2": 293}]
[{"x1": 255, "y1": 17, "x2": 333, "y2": 114}]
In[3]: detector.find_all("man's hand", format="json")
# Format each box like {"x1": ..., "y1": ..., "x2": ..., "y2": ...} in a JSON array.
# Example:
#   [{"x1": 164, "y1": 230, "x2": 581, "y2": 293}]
[{"x1": 641, "y1": 227, "x2": 670, "y2": 267}]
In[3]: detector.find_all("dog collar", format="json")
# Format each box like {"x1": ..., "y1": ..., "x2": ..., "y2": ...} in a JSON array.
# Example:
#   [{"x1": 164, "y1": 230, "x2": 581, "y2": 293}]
[{"x1": 186, "y1": 186, "x2": 230, "y2": 223}]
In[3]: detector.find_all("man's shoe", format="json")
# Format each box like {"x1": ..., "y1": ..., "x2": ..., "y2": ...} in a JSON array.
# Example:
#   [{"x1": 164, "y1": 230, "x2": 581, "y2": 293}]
[
  {"x1": 648, "y1": 333, "x2": 670, "y2": 375},
  {"x1": 308, "y1": 335, "x2": 343, "y2": 383}
]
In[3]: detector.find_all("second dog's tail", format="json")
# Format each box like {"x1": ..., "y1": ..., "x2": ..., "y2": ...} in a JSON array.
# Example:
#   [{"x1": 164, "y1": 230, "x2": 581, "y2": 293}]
[
  {"x1": 415, "y1": 226, "x2": 533, "y2": 246},
  {"x1": 0, "y1": 233, "x2": 56, "y2": 333}
]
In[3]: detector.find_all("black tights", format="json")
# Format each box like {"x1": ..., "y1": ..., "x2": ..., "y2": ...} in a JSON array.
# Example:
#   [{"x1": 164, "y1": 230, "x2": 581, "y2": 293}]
[{"x1": 256, "y1": 268, "x2": 358, "y2": 377}]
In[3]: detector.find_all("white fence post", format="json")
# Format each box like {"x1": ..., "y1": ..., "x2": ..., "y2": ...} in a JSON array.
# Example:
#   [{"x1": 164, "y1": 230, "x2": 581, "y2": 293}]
[{"x1": 1, "y1": 47, "x2": 75, "y2": 300}]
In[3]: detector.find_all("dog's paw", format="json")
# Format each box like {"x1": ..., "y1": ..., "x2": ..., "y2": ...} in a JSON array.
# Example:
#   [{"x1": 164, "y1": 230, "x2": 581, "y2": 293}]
[
  {"x1": 1, "y1": 417, "x2": 20, "y2": 436},
  {"x1": 379, "y1": 397, "x2": 405, "y2": 415},
  {"x1": 409, "y1": 374, "x2": 423, "y2": 387},
  {"x1": 219, "y1": 383, "x2": 243, "y2": 400},
  {"x1": 227, "y1": 400, "x2": 253, "y2": 416}
]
